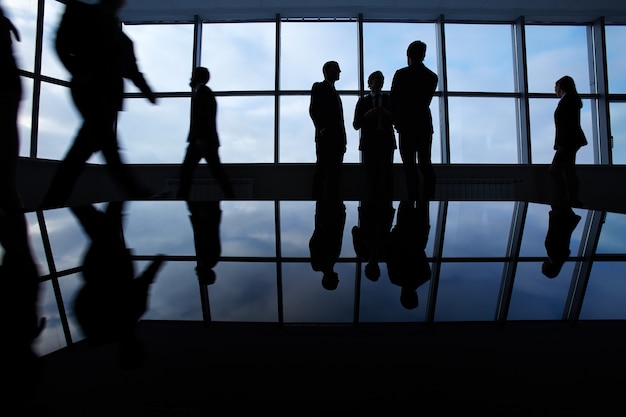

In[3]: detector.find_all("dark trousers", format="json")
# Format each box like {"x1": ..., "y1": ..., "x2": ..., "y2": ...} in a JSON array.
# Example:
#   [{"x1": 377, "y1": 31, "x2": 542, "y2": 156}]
[
  {"x1": 399, "y1": 131, "x2": 435, "y2": 201},
  {"x1": 313, "y1": 140, "x2": 344, "y2": 201},
  {"x1": 0, "y1": 88, "x2": 22, "y2": 211},
  {"x1": 550, "y1": 146, "x2": 580, "y2": 207},
  {"x1": 177, "y1": 142, "x2": 234, "y2": 200},
  {"x1": 41, "y1": 89, "x2": 148, "y2": 208},
  {"x1": 362, "y1": 144, "x2": 394, "y2": 201}
]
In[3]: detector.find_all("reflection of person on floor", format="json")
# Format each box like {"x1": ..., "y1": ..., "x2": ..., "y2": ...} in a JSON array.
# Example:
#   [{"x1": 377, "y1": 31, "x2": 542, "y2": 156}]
[
  {"x1": 187, "y1": 200, "x2": 222, "y2": 285},
  {"x1": 309, "y1": 199, "x2": 346, "y2": 291},
  {"x1": 71, "y1": 201, "x2": 165, "y2": 369},
  {"x1": 386, "y1": 200, "x2": 431, "y2": 309},
  {"x1": 351, "y1": 200, "x2": 395, "y2": 282},
  {"x1": 542, "y1": 204, "x2": 581, "y2": 279},
  {"x1": 40, "y1": 0, "x2": 159, "y2": 209},
  {"x1": 177, "y1": 67, "x2": 235, "y2": 200}
]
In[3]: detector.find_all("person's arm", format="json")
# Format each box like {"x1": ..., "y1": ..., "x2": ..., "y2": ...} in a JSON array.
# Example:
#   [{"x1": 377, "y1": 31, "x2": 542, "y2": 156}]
[{"x1": 121, "y1": 32, "x2": 156, "y2": 104}]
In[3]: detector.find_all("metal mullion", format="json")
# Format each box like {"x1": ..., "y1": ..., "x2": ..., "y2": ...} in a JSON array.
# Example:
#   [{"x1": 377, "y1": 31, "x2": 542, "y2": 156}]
[
  {"x1": 513, "y1": 16, "x2": 531, "y2": 164},
  {"x1": 436, "y1": 15, "x2": 450, "y2": 164},
  {"x1": 588, "y1": 18, "x2": 612, "y2": 165},
  {"x1": 495, "y1": 201, "x2": 528, "y2": 322}
]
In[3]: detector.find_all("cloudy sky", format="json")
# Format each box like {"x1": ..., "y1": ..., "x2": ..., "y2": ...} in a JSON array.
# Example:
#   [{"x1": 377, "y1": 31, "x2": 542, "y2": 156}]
[{"x1": 2, "y1": 0, "x2": 626, "y2": 356}]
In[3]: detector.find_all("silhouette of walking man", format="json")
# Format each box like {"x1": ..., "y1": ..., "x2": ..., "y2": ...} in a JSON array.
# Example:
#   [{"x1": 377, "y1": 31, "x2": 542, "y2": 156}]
[
  {"x1": 40, "y1": 0, "x2": 158, "y2": 209},
  {"x1": 309, "y1": 61, "x2": 347, "y2": 201},
  {"x1": 177, "y1": 66, "x2": 235, "y2": 200},
  {"x1": 550, "y1": 75, "x2": 587, "y2": 209},
  {"x1": 1, "y1": 5, "x2": 24, "y2": 212},
  {"x1": 391, "y1": 41, "x2": 438, "y2": 202},
  {"x1": 353, "y1": 70, "x2": 396, "y2": 201}
]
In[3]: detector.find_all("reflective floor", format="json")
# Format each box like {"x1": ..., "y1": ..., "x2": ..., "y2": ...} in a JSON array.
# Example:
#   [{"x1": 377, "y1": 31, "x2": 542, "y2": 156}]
[{"x1": 28, "y1": 198, "x2": 626, "y2": 357}]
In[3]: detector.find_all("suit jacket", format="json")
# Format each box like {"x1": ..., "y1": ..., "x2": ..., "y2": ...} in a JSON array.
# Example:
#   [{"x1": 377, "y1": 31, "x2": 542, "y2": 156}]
[
  {"x1": 554, "y1": 93, "x2": 587, "y2": 150},
  {"x1": 309, "y1": 80, "x2": 347, "y2": 149},
  {"x1": 390, "y1": 62, "x2": 438, "y2": 135},
  {"x1": 188, "y1": 84, "x2": 220, "y2": 147},
  {"x1": 352, "y1": 92, "x2": 397, "y2": 151}
]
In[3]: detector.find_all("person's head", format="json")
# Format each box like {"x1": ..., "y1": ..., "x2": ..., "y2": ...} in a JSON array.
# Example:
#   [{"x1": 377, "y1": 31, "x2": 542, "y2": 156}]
[
  {"x1": 367, "y1": 71, "x2": 384, "y2": 94},
  {"x1": 400, "y1": 287, "x2": 419, "y2": 310},
  {"x1": 364, "y1": 261, "x2": 381, "y2": 282},
  {"x1": 407, "y1": 40, "x2": 427, "y2": 65},
  {"x1": 323, "y1": 61, "x2": 341, "y2": 83},
  {"x1": 190, "y1": 66, "x2": 210, "y2": 88},
  {"x1": 99, "y1": 0, "x2": 126, "y2": 14},
  {"x1": 541, "y1": 259, "x2": 563, "y2": 278},
  {"x1": 321, "y1": 271, "x2": 339, "y2": 291},
  {"x1": 555, "y1": 75, "x2": 577, "y2": 98}
]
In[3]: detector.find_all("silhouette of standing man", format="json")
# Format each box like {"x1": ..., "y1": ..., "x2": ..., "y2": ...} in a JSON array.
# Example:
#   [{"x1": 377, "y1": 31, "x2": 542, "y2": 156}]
[
  {"x1": 391, "y1": 41, "x2": 438, "y2": 202},
  {"x1": 40, "y1": 0, "x2": 158, "y2": 209},
  {"x1": 309, "y1": 61, "x2": 346, "y2": 201},
  {"x1": 177, "y1": 66, "x2": 235, "y2": 200}
]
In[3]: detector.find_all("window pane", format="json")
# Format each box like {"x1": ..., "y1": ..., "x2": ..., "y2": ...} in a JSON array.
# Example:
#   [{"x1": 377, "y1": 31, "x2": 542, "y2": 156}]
[
  {"x1": 117, "y1": 96, "x2": 188, "y2": 163},
  {"x1": 124, "y1": 24, "x2": 194, "y2": 93},
  {"x1": 529, "y1": 98, "x2": 595, "y2": 164},
  {"x1": 202, "y1": 22, "x2": 275, "y2": 91},
  {"x1": 41, "y1": 0, "x2": 67, "y2": 80},
  {"x1": 442, "y1": 201, "x2": 514, "y2": 257},
  {"x1": 596, "y1": 212, "x2": 626, "y2": 254},
  {"x1": 580, "y1": 262, "x2": 626, "y2": 319},
  {"x1": 448, "y1": 97, "x2": 517, "y2": 163},
  {"x1": 33, "y1": 279, "x2": 69, "y2": 356},
  {"x1": 280, "y1": 201, "x2": 316, "y2": 257},
  {"x1": 435, "y1": 262, "x2": 502, "y2": 321},
  {"x1": 36, "y1": 82, "x2": 81, "y2": 160},
  {"x1": 42, "y1": 207, "x2": 88, "y2": 272},
  {"x1": 508, "y1": 261, "x2": 572, "y2": 320},
  {"x1": 606, "y1": 25, "x2": 626, "y2": 94},
  {"x1": 519, "y1": 203, "x2": 585, "y2": 257},
  {"x1": 279, "y1": 96, "x2": 315, "y2": 163},
  {"x1": 218, "y1": 96, "x2": 275, "y2": 163},
  {"x1": 610, "y1": 102, "x2": 626, "y2": 164},
  {"x1": 445, "y1": 23, "x2": 514, "y2": 92},
  {"x1": 4, "y1": 0, "x2": 37, "y2": 72},
  {"x1": 280, "y1": 21, "x2": 358, "y2": 91},
  {"x1": 526, "y1": 25, "x2": 590, "y2": 94},
  {"x1": 18, "y1": 78, "x2": 33, "y2": 157}
]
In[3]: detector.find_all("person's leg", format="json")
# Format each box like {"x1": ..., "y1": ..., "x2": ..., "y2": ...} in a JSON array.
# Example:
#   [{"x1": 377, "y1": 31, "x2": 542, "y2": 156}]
[
  {"x1": 205, "y1": 149, "x2": 235, "y2": 199},
  {"x1": 562, "y1": 148, "x2": 581, "y2": 205},
  {"x1": 416, "y1": 134, "x2": 435, "y2": 200},
  {"x1": 177, "y1": 143, "x2": 202, "y2": 200},
  {"x1": 399, "y1": 132, "x2": 419, "y2": 202},
  {"x1": 0, "y1": 90, "x2": 22, "y2": 211},
  {"x1": 549, "y1": 148, "x2": 570, "y2": 208}
]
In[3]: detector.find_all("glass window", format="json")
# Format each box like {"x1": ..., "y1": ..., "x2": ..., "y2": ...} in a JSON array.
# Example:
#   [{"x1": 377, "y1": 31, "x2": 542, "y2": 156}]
[
  {"x1": 18, "y1": 78, "x2": 33, "y2": 157},
  {"x1": 610, "y1": 103, "x2": 626, "y2": 164},
  {"x1": 448, "y1": 97, "x2": 518, "y2": 163},
  {"x1": 606, "y1": 25, "x2": 626, "y2": 94},
  {"x1": 201, "y1": 22, "x2": 275, "y2": 92},
  {"x1": 33, "y1": 278, "x2": 70, "y2": 356},
  {"x1": 124, "y1": 23, "x2": 195, "y2": 93},
  {"x1": 526, "y1": 25, "x2": 591, "y2": 94},
  {"x1": 280, "y1": 21, "x2": 358, "y2": 91},
  {"x1": 219, "y1": 201, "x2": 276, "y2": 257},
  {"x1": 596, "y1": 212, "x2": 626, "y2": 254},
  {"x1": 217, "y1": 96, "x2": 275, "y2": 163},
  {"x1": 3, "y1": 0, "x2": 37, "y2": 72},
  {"x1": 279, "y1": 96, "x2": 315, "y2": 163},
  {"x1": 42, "y1": 207, "x2": 89, "y2": 273},
  {"x1": 280, "y1": 201, "x2": 316, "y2": 258},
  {"x1": 519, "y1": 203, "x2": 585, "y2": 257},
  {"x1": 580, "y1": 262, "x2": 626, "y2": 319},
  {"x1": 508, "y1": 261, "x2": 572, "y2": 320},
  {"x1": 36, "y1": 81, "x2": 81, "y2": 160},
  {"x1": 41, "y1": 0, "x2": 67, "y2": 81},
  {"x1": 445, "y1": 23, "x2": 514, "y2": 92},
  {"x1": 117, "y1": 96, "x2": 189, "y2": 164}
]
